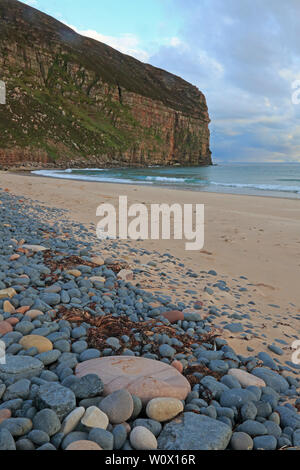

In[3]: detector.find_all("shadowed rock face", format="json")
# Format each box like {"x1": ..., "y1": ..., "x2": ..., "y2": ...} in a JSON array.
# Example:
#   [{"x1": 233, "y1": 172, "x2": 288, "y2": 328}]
[{"x1": 0, "y1": 0, "x2": 212, "y2": 168}]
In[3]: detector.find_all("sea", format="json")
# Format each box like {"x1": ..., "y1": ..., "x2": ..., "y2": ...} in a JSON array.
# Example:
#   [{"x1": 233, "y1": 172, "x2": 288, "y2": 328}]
[{"x1": 32, "y1": 162, "x2": 300, "y2": 199}]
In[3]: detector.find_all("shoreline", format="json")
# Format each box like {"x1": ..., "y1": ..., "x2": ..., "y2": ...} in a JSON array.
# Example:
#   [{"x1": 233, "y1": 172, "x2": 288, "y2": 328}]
[
  {"x1": 0, "y1": 175, "x2": 300, "y2": 450},
  {"x1": 1, "y1": 170, "x2": 300, "y2": 307},
  {"x1": 9, "y1": 169, "x2": 300, "y2": 201}
]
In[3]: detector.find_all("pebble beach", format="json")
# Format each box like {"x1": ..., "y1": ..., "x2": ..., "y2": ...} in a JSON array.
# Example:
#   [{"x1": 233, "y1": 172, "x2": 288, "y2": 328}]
[{"x1": 0, "y1": 175, "x2": 300, "y2": 451}]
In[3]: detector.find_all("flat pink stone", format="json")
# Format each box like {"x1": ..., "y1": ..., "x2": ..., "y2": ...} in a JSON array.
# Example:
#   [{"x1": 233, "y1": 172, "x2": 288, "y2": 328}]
[
  {"x1": 76, "y1": 356, "x2": 191, "y2": 405},
  {"x1": 0, "y1": 321, "x2": 13, "y2": 335},
  {"x1": 162, "y1": 310, "x2": 184, "y2": 324}
]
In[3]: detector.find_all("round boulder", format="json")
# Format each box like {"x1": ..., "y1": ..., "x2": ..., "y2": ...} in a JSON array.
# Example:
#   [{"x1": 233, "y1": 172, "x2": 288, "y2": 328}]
[{"x1": 76, "y1": 356, "x2": 191, "y2": 405}]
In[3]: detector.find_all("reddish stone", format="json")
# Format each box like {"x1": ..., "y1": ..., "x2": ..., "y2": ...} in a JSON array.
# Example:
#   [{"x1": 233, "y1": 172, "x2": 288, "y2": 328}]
[
  {"x1": 162, "y1": 310, "x2": 184, "y2": 324},
  {"x1": 16, "y1": 306, "x2": 30, "y2": 314},
  {"x1": 0, "y1": 409, "x2": 11, "y2": 425},
  {"x1": 16, "y1": 248, "x2": 28, "y2": 254},
  {"x1": 10, "y1": 254, "x2": 20, "y2": 261},
  {"x1": 76, "y1": 356, "x2": 191, "y2": 405},
  {"x1": 6, "y1": 317, "x2": 19, "y2": 326},
  {"x1": 171, "y1": 360, "x2": 183, "y2": 374},
  {"x1": 0, "y1": 321, "x2": 13, "y2": 335}
]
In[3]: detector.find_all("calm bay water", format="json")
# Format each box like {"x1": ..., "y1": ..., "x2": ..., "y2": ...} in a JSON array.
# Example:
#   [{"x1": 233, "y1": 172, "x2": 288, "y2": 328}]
[{"x1": 32, "y1": 162, "x2": 300, "y2": 199}]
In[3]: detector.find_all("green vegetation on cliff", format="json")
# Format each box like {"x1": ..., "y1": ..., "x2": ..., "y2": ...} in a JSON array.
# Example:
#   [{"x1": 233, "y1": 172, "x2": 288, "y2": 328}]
[{"x1": 0, "y1": 0, "x2": 211, "y2": 167}]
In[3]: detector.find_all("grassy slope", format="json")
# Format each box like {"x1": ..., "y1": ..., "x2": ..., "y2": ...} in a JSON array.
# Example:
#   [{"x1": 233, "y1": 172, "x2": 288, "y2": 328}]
[{"x1": 0, "y1": 0, "x2": 209, "y2": 164}]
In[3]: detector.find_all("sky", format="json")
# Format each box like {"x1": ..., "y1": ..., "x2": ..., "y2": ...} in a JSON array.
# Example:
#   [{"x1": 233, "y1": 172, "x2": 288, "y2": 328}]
[{"x1": 22, "y1": 0, "x2": 300, "y2": 162}]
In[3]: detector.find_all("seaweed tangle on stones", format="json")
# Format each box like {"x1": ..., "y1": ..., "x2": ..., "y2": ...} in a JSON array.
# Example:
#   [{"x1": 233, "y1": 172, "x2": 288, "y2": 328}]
[
  {"x1": 56, "y1": 308, "x2": 220, "y2": 378},
  {"x1": 42, "y1": 250, "x2": 99, "y2": 271}
]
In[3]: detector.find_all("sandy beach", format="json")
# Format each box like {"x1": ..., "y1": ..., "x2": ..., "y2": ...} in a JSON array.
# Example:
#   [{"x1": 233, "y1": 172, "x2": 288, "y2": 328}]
[{"x1": 1, "y1": 170, "x2": 300, "y2": 365}]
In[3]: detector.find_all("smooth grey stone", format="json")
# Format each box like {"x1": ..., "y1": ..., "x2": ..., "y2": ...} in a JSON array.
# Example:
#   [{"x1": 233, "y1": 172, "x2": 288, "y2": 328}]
[
  {"x1": 268, "y1": 344, "x2": 284, "y2": 356},
  {"x1": 157, "y1": 412, "x2": 232, "y2": 450},
  {"x1": 39, "y1": 370, "x2": 59, "y2": 382},
  {"x1": 35, "y1": 383, "x2": 76, "y2": 420},
  {"x1": 230, "y1": 432, "x2": 253, "y2": 450},
  {"x1": 0, "y1": 418, "x2": 32, "y2": 437},
  {"x1": 16, "y1": 438, "x2": 35, "y2": 450},
  {"x1": 50, "y1": 432, "x2": 64, "y2": 449},
  {"x1": 200, "y1": 376, "x2": 229, "y2": 400},
  {"x1": 78, "y1": 397, "x2": 103, "y2": 408},
  {"x1": 3, "y1": 379, "x2": 30, "y2": 401},
  {"x1": 264, "y1": 420, "x2": 282, "y2": 438},
  {"x1": 0, "y1": 429, "x2": 16, "y2": 450},
  {"x1": 0, "y1": 399, "x2": 23, "y2": 412},
  {"x1": 112, "y1": 424, "x2": 127, "y2": 450},
  {"x1": 61, "y1": 431, "x2": 88, "y2": 450},
  {"x1": 62, "y1": 374, "x2": 103, "y2": 399},
  {"x1": 293, "y1": 429, "x2": 300, "y2": 447},
  {"x1": 15, "y1": 321, "x2": 35, "y2": 335},
  {"x1": 158, "y1": 344, "x2": 176, "y2": 358},
  {"x1": 252, "y1": 368, "x2": 289, "y2": 393},
  {"x1": 72, "y1": 340, "x2": 88, "y2": 354},
  {"x1": 253, "y1": 435, "x2": 277, "y2": 450},
  {"x1": 33, "y1": 409, "x2": 61, "y2": 436},
  {"x1": 39, "y1": 293, "x2": 61, "y2": 306},
  {"x1": 88, "y1": 428, "x2": 114, "y2": 450},
  {"x1": 131, "y1": 395, "x2": 142, "y2": 420},
  {"x1": 255, "y1": 401, "x2": 272, "y2": 418},
  {"x1": 221, "y1": 375, "x2": 241, "y2": 389},
  {"x1": 54, "y1": 339, "x2": 70, "y2": 353},
  {"x1": 220, "y1": 388, "x2": 256, "y2": 408},
  {"x1": 27, "y1": 429, "x2": 50, "y2": 446},
  {"x1": 237, "y1": 420, "x2": 267, "y2": 437},
  {"x1": 79, "y1": 349, "x2": 101, "y2": 362},
  {"x1": 99, "y1": 389, "x2": 134, "y2": 424},
  {"x1": 132, "y1": 419, "x2": 162, "y2": 437},
  {"x1": 36, "y1": 443, "x2": 56, "y2": 450},
  {"x1": 0, "y1": 356, "x2": 44, "y2": 383},
  {"x1": 241, "y1": 402, "x2": 257, "y2": 421}
]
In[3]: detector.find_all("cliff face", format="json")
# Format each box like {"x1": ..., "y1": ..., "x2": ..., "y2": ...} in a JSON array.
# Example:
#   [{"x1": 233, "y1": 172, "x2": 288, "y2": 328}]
[{"x1": 0, "y1": 0, "x2": 212, "y2": 168}]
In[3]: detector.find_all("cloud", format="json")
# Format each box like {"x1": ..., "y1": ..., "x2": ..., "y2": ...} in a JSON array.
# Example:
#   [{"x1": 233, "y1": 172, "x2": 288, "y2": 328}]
[
  {"x1": 63, "y1": 23, "x2": 149, "y2": 62},
  {"x1": 21, "y1": 0, "x2": 38, "y2": 6},
  {"x1": 149, "y1": 0, "x2": 300, "y2": 161}
]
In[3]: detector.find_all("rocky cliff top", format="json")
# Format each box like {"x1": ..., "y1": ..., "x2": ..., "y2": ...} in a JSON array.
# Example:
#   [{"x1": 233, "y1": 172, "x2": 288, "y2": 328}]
[
  {"x1": 0, "y1": 0, "x2": 211, "y2": 167},
  {"x1": 0, "y1": 0, "x2": 207, "y2": 120}
]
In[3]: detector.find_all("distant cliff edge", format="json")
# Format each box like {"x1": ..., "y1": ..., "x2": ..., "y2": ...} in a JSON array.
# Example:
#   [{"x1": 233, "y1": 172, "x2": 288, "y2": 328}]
[{"x1": 0, "y1": 0, "x2": 212, "y2": 169}]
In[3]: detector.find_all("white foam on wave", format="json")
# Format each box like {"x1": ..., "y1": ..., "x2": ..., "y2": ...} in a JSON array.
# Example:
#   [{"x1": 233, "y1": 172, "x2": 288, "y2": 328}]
[
  {"x1": 210, "y1": 181, "x2": 300, "y2": 193},
  {"x1": 31, "y1": 170, "x2": 300, "y2": 195},
  {"x1": 31, "y1": 169, "x2": 152, "y2": 185},
  {"x1": 145, "y1": 176, "x2": 187, "y2": 182}
]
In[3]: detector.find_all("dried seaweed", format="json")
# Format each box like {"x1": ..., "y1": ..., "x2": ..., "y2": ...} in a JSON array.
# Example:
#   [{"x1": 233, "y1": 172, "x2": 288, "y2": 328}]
[
  {"x1": 41, "y1": 251, "x2": 129, "y2": 284},
  {"x1": 42, "y1": 250, "x2": 99, "y2": 271},
  {"x1": 106, "y1": 262, "x2": 130, "y2": 273},
  {"x1": 55, "y1": 307, "x2": 221, "y2": 390}
]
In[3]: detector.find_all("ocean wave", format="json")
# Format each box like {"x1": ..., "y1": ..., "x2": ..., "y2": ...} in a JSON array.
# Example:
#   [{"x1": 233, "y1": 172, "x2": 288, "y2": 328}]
[
  {"x1": 145, "y1": 176, "x2": 188, "y2": 182},
  {"x1": 31, "y1": 169, "x2": 152, "y2": 185},
  {"x1": 63, "y1": 168, "x2": 108, "y2": 173},
  {"x1": 210, "y1": 181, "x2": 300, "y2": 193},
  {"x1": 31, "y1": 170, "x2": 300, "y2": 195}
]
